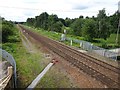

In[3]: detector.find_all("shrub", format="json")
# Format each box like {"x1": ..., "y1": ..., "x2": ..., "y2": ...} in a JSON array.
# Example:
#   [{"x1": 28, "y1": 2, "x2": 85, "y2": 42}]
[{"x1": 2, "y1": 21, "x2": 15, "y2": 43}]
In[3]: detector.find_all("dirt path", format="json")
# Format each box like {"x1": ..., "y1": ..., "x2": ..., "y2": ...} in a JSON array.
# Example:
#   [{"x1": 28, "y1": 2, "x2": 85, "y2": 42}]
[{"x1": 19, "y1": 30, "x2": 37, "y2": 53}]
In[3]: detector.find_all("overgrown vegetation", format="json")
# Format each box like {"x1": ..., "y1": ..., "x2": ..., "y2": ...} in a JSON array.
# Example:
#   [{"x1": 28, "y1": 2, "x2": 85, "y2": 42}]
[
  {"x1": 2, "y1": 19, "x2": 75, "y2": 88},
  {"x1": 1, "y1": 18, "x2": 19, "y2": 43},
  {"x1": 23, "y1": 25, "x2": 119, "y2": 49},
  {"x1": 2, "y1": 35, "x2": 48, "y2": 88},
  {"x1": 26, "y1": 9, "x2": 120, "y2": 47}
]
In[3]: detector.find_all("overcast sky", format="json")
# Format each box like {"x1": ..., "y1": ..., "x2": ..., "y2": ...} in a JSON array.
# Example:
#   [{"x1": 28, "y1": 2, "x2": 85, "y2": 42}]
[{"x1": 0, "y1": 0, "x2": 119, "y2": 22}]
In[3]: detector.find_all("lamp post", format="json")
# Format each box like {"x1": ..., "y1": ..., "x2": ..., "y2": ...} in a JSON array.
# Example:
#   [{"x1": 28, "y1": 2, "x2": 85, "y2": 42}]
[{"x1": 116, "y1": 1, "x2": 120, "y2": 45}]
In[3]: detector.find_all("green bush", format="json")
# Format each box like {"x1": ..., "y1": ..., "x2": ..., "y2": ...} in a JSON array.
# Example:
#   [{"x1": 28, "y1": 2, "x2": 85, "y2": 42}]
[
  {"x1": 101, "y1": 42, "x2": 107, "y2": 48},
  {"x1": 2, "y1": 21, "x2": 15, "y2": 43}
]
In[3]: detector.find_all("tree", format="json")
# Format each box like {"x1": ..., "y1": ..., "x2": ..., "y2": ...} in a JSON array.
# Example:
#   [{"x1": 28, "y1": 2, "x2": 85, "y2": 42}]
[
  {"x1": 109, "y1": 11, "x2": 120, "y2": 33},
  {"x1": 65, "y1": 18, "x2": 72, "y2": 27},
  {"x1": 97, "y1": 8, "x2": 106, "y2": 19},
  {"x1": 2, "y1": 20, "x2": 14, "y2": 42},
  {"x1": 51, "y1": 21, "x2": 63, "y2": 32},
  {"x1": 97, "y1": 8, "x2": 110, "y2": 40},
  {"x1": 34, "y1": 12, "x2": 49, "y2": 29},
  {"x1": 79, "y1": 15, "x2": 84, "y2": 19},
  {"x1": 81, "y1": 19, "x2": 96, "y2": 41},
  {"x1": 47, "y1": 14, "x2": 59, "y2": 31},
  {"x1": 59, "y1": 18, "x2": 65, "y2": 26},
  {"x1": 70, "y1": 18, "x2": 84, "y2": 36},
  {"x1": 26, "y1": 18, "x2": 35, "y2": 26}
]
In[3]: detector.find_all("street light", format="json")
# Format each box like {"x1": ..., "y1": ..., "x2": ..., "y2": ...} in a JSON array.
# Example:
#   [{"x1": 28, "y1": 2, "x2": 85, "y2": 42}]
[{"x1": 116, "y1": 1, "x2": 120, "y2": 45}]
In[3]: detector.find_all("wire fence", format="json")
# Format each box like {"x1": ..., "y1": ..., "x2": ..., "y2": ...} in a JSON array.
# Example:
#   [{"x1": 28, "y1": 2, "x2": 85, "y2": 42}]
[{"x1": 66, "y1": 38, "x2": 118, "y2": 60}]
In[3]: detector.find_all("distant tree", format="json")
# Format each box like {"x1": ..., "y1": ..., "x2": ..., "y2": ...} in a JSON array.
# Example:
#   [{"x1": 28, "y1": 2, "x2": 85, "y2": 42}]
[
  {"x1": 47, "y1": 14, "x2": 59, "y2": 31},
  {"x1": 97, "y1": 8, "x2": 110, "y2": 40},
  {"x1": 86, "y1": 16, "x2": 89, "y2": 19},
  {"x1": 34, "y1": 12, "x2": 49, "y2": 29},
  {"x1": 59, "y1": 18, "x2": 65, "y2": 26},
  {"x1": 25, "y1": 10, "x2": 120, "y2": 43},
  {"x1": 109, "y1": 11, "x2": 120, "y2": 33},
  {"x1": 97, "y1": 8, "x2": 106, "y2": 19},
  {"x1": 65, "y1": 18, "x2": 73, "y2": 27},
  {"x1": 91, "y1": 16, "x2": 97, "y2": 20},
  {"x1": 79, "y1": 15, "x2": 84, "y2": 19},
  {"x1": 26, "y1": 18, "x2": 35, "y2": 26},
  {"x1": 81, "y1": 19, "x2": 96, "y2": 41},
  {"x1": 70, "y1": 18, "x2": 84, "y2": 36},
  {"x1": 51, "y1": 21, "x2": 63, "y2": 32}
]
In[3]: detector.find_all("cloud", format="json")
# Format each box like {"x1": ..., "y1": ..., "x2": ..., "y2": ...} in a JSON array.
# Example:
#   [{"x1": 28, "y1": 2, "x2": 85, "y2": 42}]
[
  {"x1": 73, "y1": 5, "x2": 89, "y2": 10},
  {"x1": 0, "y1": 0, "x2": 119, "y2": 22}
]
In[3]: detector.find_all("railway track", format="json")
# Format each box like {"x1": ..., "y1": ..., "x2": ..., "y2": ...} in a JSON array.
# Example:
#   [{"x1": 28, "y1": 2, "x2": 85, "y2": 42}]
[{"x1": 19, "y1": 25, "x2": 120, "y2": 88}]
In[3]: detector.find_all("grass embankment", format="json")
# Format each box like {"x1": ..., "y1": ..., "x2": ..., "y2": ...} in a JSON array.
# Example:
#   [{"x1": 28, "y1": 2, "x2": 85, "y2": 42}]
[
  {"x1": 2, "y1": 25, "x2": 74, "y2": 88},
  {"x1": 2, "y1": 26, "x2": 46, "y2": 87},
  {"x1": 24, "y1": 25, "x2": 119, "y2": 49},
  {"x1": 3, "y1": 41, "x2": 46, "y2": 87},
  {"x1": 93, "y1": 34, "x2": 120, "y2": 48},
  {"x1": 23, "y1": 26, "x2": 82, "y2": 48}
]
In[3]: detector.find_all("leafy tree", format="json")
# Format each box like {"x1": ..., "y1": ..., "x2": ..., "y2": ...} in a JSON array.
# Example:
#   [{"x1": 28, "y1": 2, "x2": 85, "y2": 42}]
[
  {"x1": 86, "y1": 16, "x2": 89, "y2": 19},
  {"x1": 65, "y1": 18, "x2": 73, "y2": 27},
  {"x1": 26, "y1": 9, "x2": 120, "y2": 43},
  {"x1": 70, "y1": 18, "x2": 84, "y2": 36},
  {"x1": 97, "y1": 8, "x2": 110, "y2": 40},
  {"x1": 109, "y1": 11, "x2": 120, "y2": 33},
  {"x1": 79, "y1": 15, "x2": 84, "y2": 19},
  {"x1": 26, "y1": 18, "x2": 35, "y2": 26},
  {"x1": 59, "y1": 18, "x2": 65, "y2": 26},
  {"x1": 47, "y1": 14, "x2": 58, "y2": 31},
  {"x1": 81, "y1": 19, "x2": 96, "y2": 41},
  {"x1": 34, "y1": 12, "x2": 49, "y2": 29},
  {"x1": 97, "y1": 8, "x2": 106, "y2": 19},
  {"x1": 1, "y1": 20, "x2": 15, "y2": 42},
  {"x1": 51, "y1": 21, "x2": 63, "y2": 32}
]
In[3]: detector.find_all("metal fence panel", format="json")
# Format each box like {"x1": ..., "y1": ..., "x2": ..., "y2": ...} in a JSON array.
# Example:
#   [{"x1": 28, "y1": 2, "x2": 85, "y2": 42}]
[
  {"x1": 0, "y1": 48, "x2": 17, "y2": 88},
  {"x1": 66, "y1": 37, "x2": 117, "y2": 60}
]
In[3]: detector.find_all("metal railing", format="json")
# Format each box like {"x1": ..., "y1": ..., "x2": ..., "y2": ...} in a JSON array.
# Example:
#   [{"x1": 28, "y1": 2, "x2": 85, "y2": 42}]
[
  {"x1": 66, "y1": 38, "x2": 118, "y2": 60},
  {"x1": 0, "y1": 48, "x2": 17, "y2": 88}
]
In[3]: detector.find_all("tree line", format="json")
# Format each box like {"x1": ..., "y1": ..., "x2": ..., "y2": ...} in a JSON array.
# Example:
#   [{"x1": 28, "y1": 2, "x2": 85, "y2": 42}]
[
  {"x1": 26, "y1": 8, "x2": 120, "y2": 42},
  {"x1": 0, "y1": 17, "x2": 17, "y2": 43}
]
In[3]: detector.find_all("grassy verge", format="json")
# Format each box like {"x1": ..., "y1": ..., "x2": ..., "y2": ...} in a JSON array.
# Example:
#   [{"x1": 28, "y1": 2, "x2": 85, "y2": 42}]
[
  {"x1": 38, "y1": 66, "x2": 74, "y2": 88},
  {"x1": 24, "y1": 25, "x2": 120, "y2": 49},
  {"x1": 93, "y1": 34, "x2": 120, "y2": 48},
  {"x1": 2, "y1": 26, "x2": 46, "y2": 87},
  {"x1": 2, "y1": 25, "x2": 75, "y2": 88},
  {"x1": 3, "y1": 41, "x2": 46, "y2": 88},
  {"x1": 23, "y1": 26, "x2": 81, "y2": 48}
]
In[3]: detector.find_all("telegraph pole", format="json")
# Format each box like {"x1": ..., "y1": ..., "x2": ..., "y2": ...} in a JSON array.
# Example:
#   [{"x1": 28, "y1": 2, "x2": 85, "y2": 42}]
[{"x1": 116, "y1": 1, "x2": 120, "y2": 45}]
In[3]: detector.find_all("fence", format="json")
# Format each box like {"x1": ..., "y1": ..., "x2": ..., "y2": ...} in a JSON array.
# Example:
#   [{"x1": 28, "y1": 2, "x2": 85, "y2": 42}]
[
  {"x1": 66, "y1": 38, "x2": 118, "y2": 60},
  {"x1": 0, "y1": 48, "x2": 17, "y2": 88}
]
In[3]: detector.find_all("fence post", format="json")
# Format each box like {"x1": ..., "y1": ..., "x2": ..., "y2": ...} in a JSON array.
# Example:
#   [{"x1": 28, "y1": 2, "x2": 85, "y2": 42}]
[
  {"x1": 70, "y1": 40, "x2": 72, "y2": 46},
  {"x1": 80, "y1": 42, "x2": 83, "y2": 48},
  {"x1": 90, "y1": 44, "x2": 93, "y2": 51}
]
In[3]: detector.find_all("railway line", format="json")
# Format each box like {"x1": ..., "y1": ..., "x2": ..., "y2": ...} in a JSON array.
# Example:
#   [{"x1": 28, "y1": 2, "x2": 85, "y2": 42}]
[{"x1": 19, "y1": 25, "x2": 120, "y2": 88}]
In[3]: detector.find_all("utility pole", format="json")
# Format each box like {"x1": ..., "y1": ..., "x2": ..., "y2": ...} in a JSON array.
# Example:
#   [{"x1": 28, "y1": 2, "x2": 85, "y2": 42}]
[{"x1": 116, "y1": 1, "x2": 120, "y2": 45}]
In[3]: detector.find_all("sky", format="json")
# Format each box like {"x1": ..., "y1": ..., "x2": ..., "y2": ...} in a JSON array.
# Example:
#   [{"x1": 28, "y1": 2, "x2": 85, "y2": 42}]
[{"x1": 0, "y1": 0, "x2": 119, "y2": 22}]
